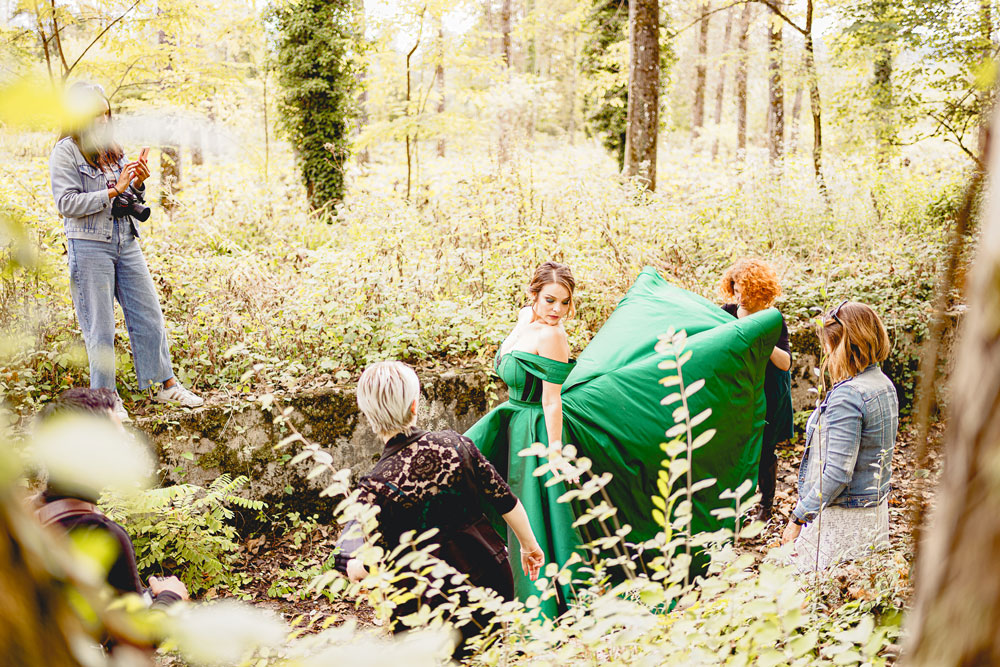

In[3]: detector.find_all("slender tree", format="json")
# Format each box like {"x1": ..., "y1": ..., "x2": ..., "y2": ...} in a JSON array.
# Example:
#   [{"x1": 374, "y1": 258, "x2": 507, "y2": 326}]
[
  {"x1": 735, "y1": 2, "x2": 753, "y2": 156},
  {"x1": 766, "y1": 0, "x2": 785, "y2": 168},
  {"x1": 624, "y1": 0, "x2": 659, "y2": 190},
  {"x1": 691, "y1": 2, "x2": 711, "y2": 139},
  {"x1": 436, "y1": 20, "x2": 446, "y2": 158},
  {"x1": 711, "y1": 6, "x2": 734, "y2": 158}
]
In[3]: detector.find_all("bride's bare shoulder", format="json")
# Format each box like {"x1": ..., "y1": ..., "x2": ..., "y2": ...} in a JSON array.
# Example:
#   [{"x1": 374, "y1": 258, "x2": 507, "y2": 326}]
[{"x1": 517, "y1": 306, "x2": 534, "y2": 325}]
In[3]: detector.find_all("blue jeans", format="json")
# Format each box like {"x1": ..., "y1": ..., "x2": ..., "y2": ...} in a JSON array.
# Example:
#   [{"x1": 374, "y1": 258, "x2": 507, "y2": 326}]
[{"x1": 67, "y1": 219, "x2": 173, "y2": 391}]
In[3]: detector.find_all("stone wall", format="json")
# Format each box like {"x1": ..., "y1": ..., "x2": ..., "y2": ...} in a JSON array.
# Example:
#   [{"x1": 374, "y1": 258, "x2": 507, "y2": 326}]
[
  {"x1": 136, "y1": 368, "x2": 502, "y2": 518},
  {"x1": 137, "y1": 321, "x2": 956, "y2": 517}
]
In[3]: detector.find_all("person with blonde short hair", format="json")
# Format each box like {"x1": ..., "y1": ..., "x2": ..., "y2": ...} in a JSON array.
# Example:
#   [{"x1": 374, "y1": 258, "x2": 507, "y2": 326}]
[
  {"x1": 782, "y1": 302, "x2": 899, "y2": 571},
  {"x1": 336, "y1": 361, "x2": 544, "y2": 658}
]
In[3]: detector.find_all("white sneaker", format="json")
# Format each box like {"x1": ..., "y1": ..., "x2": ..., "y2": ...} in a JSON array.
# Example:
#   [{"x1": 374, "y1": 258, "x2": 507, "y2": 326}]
[
  {"x1": 153, "y1": 382, "x2": 204, "y2": 408},
  {"x1": 113, "y1": 397, "x2": 133, "y2": 423}
]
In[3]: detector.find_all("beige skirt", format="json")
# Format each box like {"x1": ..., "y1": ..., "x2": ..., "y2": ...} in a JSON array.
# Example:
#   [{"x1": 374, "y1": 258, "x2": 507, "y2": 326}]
[{"x1": 790, "y1": 499, "x2": 889, "y2": 573}]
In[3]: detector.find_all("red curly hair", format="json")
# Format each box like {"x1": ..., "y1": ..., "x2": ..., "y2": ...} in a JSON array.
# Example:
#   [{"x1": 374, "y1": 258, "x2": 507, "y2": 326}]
[{"x1": 718, "y1": 258, "x2": 782, "y2": 312}]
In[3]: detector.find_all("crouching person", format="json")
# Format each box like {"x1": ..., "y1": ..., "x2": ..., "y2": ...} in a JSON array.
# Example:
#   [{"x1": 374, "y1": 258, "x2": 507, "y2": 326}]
[
  {"x1": 36, "y1": 388, "x2": 189, "y2": 612},
  {"x1": 335, "y1": 361, "x2": 545, "y2": 659}
]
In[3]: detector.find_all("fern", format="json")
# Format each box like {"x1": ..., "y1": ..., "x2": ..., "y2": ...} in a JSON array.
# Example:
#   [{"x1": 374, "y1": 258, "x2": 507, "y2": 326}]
[{"x1": 99, "y1": 474, "x2": 267, "y2": 595}]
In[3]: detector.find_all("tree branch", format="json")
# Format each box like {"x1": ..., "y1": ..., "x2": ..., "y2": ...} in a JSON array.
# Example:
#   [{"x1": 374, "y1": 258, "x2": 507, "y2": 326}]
[
  {"x1": 928, "y1": 110, "x2": 986, "y2": 169},
  {"x1": 109, "y1": 58, "x2": 142, "y2": 99},
  {"x1": 49, "y1": 0, "x2": 70, "y2": 77},
  {"x1": 674, "y1": 1, "x2": 744, "y2": 36},
  {"x1": 751, "y1": 0, "x2": 807, "y2": 36},
  {"x1": 65, "y1": 0, "x2": 141, "y2": 79}
]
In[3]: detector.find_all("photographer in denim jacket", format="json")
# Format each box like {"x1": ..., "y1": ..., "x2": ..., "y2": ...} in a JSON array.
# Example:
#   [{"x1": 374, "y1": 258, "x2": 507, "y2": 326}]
[
  {"x1": 782, "y1": 301, "x2": 898, "y2": 572},
  {"x1": 49, "y1": 83, "x2": 202, "y2": 420}
]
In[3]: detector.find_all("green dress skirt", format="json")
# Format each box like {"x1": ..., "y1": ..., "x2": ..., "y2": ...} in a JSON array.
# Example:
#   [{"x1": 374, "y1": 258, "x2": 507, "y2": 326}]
[{"x1": 465, "y1": 267, "x2": 782, "y2": 614}]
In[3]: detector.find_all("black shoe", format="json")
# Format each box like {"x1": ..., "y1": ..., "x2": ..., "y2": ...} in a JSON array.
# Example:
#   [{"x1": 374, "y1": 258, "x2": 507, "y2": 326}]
[{"x1": 751, "y1": 505, "x2": 772, "y2": 523}]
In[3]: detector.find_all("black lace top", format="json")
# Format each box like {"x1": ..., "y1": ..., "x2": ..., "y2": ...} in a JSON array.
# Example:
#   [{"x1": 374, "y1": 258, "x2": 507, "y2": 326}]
[{"x1": 334, "y1": 429, "x2": 517, "y2": 572}]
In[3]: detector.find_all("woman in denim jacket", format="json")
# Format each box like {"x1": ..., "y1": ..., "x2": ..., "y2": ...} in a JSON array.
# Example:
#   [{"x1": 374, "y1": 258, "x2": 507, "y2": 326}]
[
  {"x1": 49, "y1": 83, "x2": 202, "y2": 419},
  {"x1": 782, "y1": 301, "x2": 898, "y2": 571}
]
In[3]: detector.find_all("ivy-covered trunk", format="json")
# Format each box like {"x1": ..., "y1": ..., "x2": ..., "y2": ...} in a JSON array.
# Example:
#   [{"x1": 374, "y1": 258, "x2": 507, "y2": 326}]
[{"x1": 269, "y1": 0, "x2": 362, "y2": 212}]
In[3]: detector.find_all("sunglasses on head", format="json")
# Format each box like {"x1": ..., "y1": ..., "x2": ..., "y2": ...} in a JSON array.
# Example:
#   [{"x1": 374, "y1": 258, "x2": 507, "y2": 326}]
[{"x1": 828, "y1": 299, "x2": 849, "y2": 327}]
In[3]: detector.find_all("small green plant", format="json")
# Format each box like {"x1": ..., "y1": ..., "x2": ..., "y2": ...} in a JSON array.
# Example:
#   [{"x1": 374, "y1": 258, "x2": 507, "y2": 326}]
[{"x1": 101, "y1": 474, "x2": 266, "y2": 595}]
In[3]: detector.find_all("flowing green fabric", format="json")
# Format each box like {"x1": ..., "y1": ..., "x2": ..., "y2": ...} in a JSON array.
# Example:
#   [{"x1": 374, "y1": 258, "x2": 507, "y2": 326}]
[{"x1": 465, "y1": 267, "x2": 781, "y2": 613}]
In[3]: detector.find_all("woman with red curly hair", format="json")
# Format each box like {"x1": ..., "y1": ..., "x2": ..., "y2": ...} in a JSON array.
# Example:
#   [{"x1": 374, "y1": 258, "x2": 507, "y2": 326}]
[{"x1": 719, "y1": 258, "x2": 794, "y2": 522}]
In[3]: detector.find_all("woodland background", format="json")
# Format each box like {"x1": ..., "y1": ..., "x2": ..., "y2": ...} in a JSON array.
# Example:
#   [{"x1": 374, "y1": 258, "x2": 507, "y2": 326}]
[{"x1": 0, "y1": 0, "x2": 995, "y2": 665}]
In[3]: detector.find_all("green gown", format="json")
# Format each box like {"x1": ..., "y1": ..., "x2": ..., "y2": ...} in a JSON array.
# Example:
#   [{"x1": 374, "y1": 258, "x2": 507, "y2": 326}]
[{"x1": 465, "y1": 267, "x2": 781, "y2": 614}]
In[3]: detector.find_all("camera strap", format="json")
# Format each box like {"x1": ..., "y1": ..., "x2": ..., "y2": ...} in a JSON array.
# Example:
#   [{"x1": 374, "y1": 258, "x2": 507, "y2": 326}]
[{"x1": 37, "y1": 498, "x2": 102, "y2": 527}]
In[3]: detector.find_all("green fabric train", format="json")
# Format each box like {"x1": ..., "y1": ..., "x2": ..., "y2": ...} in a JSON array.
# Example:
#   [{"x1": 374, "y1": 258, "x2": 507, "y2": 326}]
[{"x1": 466, "y1": 266, "x2": 782, "y2": 617}]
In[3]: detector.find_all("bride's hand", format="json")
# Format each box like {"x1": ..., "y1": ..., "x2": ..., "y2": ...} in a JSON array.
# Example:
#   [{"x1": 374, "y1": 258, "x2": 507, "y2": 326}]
[{"x1": 548, "y1": 442, "x2": 580, "y2": 484}]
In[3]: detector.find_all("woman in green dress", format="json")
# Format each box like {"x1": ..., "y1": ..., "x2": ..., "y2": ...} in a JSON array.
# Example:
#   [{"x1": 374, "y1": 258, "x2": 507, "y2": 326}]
[
  {"x1": 467, "y1": 265, "x2": 784, "y2": 616},
  {"x1": 467, "y1": 262, "x2": 582, "y2": 615}
]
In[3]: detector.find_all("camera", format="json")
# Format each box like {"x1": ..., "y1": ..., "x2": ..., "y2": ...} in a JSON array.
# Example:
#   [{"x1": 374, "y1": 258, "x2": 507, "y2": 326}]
[{"x1": 111, "y1": 189, "x2": 151, "y2": 222}]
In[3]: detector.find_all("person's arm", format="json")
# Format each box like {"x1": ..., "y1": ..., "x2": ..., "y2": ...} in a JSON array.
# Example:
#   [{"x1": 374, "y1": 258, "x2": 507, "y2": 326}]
[
  {"x1": 50, "y1": 142, "x2": 113, "y2": 217},
  {"x1": 537, "y1": 327, "x2": 569, "y2": 452},
  {"x1": 335, "y1": 481, "x2": 381, "y2": 582},
  {"x1": 790, "y1": 386, "x2": 865, "y2": 523},
  {"x1": 770, "y1": 347, "x2": 792, "y2": 371},
  {"x1": 771, "y1": 316, "x2": 792, "y2": 371},
  {"x1": 503, "y1": 500, "x2": 544, "y2": 580},
  {"x1": 148, "y1": 575, "x2": 188, "y2": 608}
]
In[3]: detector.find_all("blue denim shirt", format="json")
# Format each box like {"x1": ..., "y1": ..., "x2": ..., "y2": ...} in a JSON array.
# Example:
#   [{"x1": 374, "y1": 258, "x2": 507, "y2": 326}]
[
  {"x1": 49, "y1": 137, "x2": 144, "y2": 242},
  {"x1": 792, "y1": 364, "x2": 898, "y2": 523}
]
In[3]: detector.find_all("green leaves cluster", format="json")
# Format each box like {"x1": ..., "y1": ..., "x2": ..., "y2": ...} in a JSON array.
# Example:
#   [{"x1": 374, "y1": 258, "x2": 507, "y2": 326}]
[{"x1": 100, "y1": 473, "x2": 266, "y2": 595}]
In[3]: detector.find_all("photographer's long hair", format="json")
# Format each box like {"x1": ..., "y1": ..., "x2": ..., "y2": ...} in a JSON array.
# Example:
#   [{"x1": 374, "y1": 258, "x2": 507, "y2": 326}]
[{"x1": 60, "y1": 83, "x2": 123, "y2": 172}]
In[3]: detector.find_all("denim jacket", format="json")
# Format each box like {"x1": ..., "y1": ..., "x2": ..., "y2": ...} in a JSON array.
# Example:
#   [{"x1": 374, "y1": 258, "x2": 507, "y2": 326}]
[
  {"x1": 49, "y1": 137, "x2": 145, "y2": 242},
  {"x1": 792, "y1": 364, "x2": 898, "y2": 523}
]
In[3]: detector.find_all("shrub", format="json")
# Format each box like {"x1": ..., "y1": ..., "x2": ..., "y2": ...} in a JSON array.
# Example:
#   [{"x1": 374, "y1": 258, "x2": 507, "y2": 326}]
[{"x1": 101, "y1": 474, "x2": 266, "y2": 595}]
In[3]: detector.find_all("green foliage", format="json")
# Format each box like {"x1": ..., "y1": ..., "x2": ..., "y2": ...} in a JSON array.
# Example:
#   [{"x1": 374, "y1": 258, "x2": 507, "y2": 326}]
[
  {"x1": 580, "y1": 0, "x2": 630, "y2": 170},
  {"x1": 100, "y1": 474, "x2": 266, "y2": 595},
  {"x1": 832, "y1": 0, "x2": 996, "y2": 163},
  {"x1": 266, "y1": 0, "x2": 363, "y2": 210}
]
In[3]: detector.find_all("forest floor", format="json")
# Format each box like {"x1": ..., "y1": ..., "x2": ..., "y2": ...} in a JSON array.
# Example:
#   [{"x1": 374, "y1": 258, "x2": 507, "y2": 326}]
[{"x1": 192, "y1": 417, "x2": 946, "y2": 640}]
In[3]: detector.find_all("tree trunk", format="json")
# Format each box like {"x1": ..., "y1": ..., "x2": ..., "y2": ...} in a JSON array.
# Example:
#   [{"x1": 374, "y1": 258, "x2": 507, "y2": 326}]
[
  {"x1": 501, "y1": 0, "x2": 512, "y2": 67},
  {"x1": 872, "y1": 45, "x2": 893, "y2": 166},
  {"x1": 735, "y1": 3, "x2": 753, "y2": 157},
  {"x1": 978, "y1": 0, "x2": 994, "y2": 153},
  {"x1": 436, "y1": 23, "x2": 446, "y2": 158},
  {"x1": 692, "y1": 2, "x2": 711, "y2": 140},
  {"x1": 191, "y1": 103, "x2": 208, "y2": 166},
  {"x1": 788, "y1": 80, "x2": 803, "y2": 154},
  {"x1": 624, "y1": 0, "x2": 659, "y2": 190},
  {"x1": 160, "y1": 145, "x2": 181, "y2": 211},
  {"x1": 497, "y1": 0, "x2": 513, "y2": 166},
  {"x1": 354, "y1": 0, "x2": 369, "y2": 166},
  {"x1": 526, "y1": 0, "x2": 537, "y2": 74},
  {"x1": 711, "y1": 6, "x2": 734, "y2": 158},
  {"x1": 803, "y1": 0, "x2": 829, "y2": 204},
  {"x1": 766, "y1": 0, "x2": 784, "y2": 169},
  {"x1": 903, "y1": 114, "x2": 997, "y2": 666}
]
